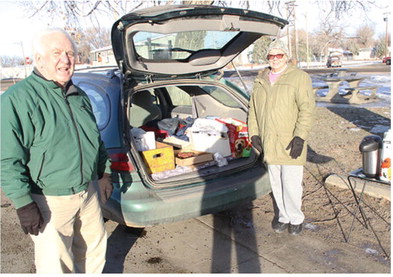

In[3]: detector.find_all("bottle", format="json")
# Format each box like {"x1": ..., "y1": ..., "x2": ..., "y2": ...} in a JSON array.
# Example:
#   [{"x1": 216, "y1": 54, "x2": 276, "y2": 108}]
[{"x1": 379, "y1": 129, "x2": 391, "y2": 182}]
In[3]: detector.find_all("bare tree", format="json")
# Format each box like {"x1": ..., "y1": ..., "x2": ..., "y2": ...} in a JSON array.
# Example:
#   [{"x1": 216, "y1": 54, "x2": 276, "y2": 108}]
[
  {"x1": 20, "y1": 0, "x2": 217, "y2": 29},
  {"x1": 16, "y1": 0, "x2": 387, "y2": 64},
  {"x1": 355, "y1": 25, "x2": 376, "y2": 48},
  {"x1": 76, "y1": 27, "x2": 112, "y2": 63},
  {"x1": 374, "y1": 32, "x2": 391, "y2": 58},
  {"x1": 251, "y1": 36, "x2": 272, "y2": 64},
  {"x1": 314, "y1": 0, "x2": 384, "y2": 20}
]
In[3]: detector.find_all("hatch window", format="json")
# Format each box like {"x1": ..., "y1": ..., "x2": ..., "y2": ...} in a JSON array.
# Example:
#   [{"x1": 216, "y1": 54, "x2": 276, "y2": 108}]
[{"x1": 132, "y1": 31, "x2": 239, "y2": 60}]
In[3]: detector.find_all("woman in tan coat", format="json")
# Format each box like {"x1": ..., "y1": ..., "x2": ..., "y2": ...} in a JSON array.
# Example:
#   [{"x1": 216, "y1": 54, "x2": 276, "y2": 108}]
[{"x1": 248, "y1": 40, "x2": 315, "y2": 235}]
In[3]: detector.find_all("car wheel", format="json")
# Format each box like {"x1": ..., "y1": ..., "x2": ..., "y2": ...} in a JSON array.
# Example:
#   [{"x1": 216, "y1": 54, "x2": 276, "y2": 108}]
[
  {"x1": 123, "y1": 226, "x2": 146, "y2": 237},
  {"x1": 386, "y1": 60, "x2": 391, "y2": 65}
]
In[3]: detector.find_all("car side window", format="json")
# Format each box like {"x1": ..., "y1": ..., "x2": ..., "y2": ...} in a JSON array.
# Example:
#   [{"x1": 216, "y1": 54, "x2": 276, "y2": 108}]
[
  {"x1": 77, "y1": 82, "x2": 110, "y2": 130},
  {"x1": 166, "y1": 86, "x2": 192, "y2": 106},
  {"x1": 202, "y1": 85, "x2": 241, "y2": 108}
]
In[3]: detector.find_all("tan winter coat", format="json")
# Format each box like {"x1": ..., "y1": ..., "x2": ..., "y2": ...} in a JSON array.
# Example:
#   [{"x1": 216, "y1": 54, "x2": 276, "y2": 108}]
[{"x1": 247, "y1": 64, "x2": 315, "y2": 165}]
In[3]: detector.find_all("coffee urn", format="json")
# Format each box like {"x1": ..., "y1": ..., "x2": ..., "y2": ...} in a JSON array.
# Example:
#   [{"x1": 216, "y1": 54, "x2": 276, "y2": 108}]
[{"x1": 359, "y1": 135, "x2": 382, "y2": 178}]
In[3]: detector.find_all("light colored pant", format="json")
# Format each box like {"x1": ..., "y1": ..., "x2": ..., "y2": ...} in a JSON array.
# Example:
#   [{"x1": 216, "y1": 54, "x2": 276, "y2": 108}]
[
  {"x1": 30, "y1": 183, "x2": 107, "y2": 273},
  {"x1": 268, "y1": 165, "x2": 304, "y2": 225}
]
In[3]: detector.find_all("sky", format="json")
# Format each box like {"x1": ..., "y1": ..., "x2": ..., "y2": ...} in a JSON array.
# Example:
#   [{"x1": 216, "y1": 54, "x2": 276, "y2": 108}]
[{"x1": 0, "y1": 0, "x2": 391, "y2": 59}]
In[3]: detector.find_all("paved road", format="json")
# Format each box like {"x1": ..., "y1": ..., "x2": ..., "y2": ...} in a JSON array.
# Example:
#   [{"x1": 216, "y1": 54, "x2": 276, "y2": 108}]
[
  {"x1": 224, "y1": 62, "x2": 391, "y2": 78},
  {"x1": 0, "y1": 78, "x2": 23, "y2": 92}
]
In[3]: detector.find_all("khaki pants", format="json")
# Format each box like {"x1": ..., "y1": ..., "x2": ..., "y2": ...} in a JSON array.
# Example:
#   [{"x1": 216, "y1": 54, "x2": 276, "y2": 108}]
[
  {"x1": 30, "y1": 183, "x2": 107, "y2": 273},
  {"x1": 268, "y1": 165, "x2": 305, "y2": 225}
]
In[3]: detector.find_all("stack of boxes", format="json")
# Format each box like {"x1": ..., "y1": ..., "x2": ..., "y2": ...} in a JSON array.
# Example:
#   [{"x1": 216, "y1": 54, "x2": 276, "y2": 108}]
[{"x1": 136, "y1": 117, "x2": 251, "y2": 174}]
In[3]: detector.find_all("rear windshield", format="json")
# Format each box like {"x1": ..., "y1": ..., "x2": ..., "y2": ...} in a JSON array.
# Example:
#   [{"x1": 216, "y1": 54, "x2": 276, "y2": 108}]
[{"x1": 132, "y1": 30, "x2": 239, "y2": 60}]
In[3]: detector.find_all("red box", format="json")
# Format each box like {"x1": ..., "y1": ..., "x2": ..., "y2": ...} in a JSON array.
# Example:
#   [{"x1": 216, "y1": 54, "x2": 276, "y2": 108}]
[
  {"x1": 215, "y1": 118, "x2": 251, "y2": 157},
  {"x1": 140, "y1": 126, "x2": 169, "y2": 139}
]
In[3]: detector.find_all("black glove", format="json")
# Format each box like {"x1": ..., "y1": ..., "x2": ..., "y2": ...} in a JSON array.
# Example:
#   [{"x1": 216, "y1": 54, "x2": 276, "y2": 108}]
[
  {"x1": 16, "y1": 202, "x2": 44, "y2": 236},
  {"x1": 251, "y1": 135, "x2": 263, "y2": 154},
  {"x1": 286, "y1": 136, "x2": 305, "y2": 159}
]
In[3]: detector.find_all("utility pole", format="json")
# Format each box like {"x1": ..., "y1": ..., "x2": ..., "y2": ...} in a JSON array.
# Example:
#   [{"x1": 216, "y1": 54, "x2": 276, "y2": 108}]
[
  {"x1": 285, "y1": 1, "x2": 298, "y2": 65},
  {"x1": 305, "y1": 11, "x2": 310, "y2": 68},
  {"x1": 13, "y1": 41, "x2": 27, "y2": 77},
  {"x1": 383, "y1": 12, "x2": 390, "y2": 57}
]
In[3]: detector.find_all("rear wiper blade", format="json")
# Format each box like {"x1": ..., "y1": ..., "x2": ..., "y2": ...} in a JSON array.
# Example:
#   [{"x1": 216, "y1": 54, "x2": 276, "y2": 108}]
[{"x1": 169, "y1": 47, "x2": 195, "y2": 53}]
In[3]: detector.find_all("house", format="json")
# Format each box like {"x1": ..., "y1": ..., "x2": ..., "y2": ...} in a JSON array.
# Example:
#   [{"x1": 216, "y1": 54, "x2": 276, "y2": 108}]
[{"x1": 354, "y1": 48, "x2": 376, "y2": 60}]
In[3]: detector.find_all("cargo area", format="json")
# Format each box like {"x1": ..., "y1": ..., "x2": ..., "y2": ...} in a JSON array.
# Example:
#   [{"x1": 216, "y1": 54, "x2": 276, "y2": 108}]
[{"x1": 128, "y1": 81, "x2": 258, "y2": 183}]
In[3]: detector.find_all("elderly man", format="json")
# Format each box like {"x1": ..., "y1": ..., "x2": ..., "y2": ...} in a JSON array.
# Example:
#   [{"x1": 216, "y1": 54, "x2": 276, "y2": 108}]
[
  {"x1": 248, "y1": 40, "x2": 315, "y2": 236},
  {"x1": 1, "y1": 28, "x2": 112, "y2": 273}
]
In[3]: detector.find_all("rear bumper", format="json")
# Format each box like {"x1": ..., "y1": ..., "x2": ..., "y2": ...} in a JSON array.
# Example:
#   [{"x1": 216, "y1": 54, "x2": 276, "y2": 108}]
[{"x1": 104, "y1": 164, "x2": 270, "y2": 227}]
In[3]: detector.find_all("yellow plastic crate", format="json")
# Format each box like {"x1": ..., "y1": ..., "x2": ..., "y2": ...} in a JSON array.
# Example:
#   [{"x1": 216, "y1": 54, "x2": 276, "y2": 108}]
[{"x1": 141, "y1": 142, "x2": 175, "y2": 174}]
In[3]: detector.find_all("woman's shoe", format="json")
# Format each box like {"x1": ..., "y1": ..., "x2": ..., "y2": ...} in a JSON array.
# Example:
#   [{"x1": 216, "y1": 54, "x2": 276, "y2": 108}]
[{"x1": 288, "y1": 223, "x2": 303, "y2": 235}]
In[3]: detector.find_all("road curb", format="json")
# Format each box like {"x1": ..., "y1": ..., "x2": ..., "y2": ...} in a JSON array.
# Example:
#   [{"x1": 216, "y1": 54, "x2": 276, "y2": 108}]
[{"x1": 324, "y1": 174, "x2": 391, "y2": 201}]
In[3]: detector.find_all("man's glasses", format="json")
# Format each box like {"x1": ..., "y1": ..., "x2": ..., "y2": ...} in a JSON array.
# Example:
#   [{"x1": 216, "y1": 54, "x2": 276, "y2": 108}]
[{"x1": 267, "y1": 53, "x2": 285, "y2": 60}]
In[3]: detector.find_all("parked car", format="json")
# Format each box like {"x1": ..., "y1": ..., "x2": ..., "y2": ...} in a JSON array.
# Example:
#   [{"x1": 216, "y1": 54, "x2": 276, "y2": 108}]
[
  {"x1": 326, "y1": 55, "x2": 342, "y2": 68},
  {"x1": 72, "y1": 5, "x2": 287, "y2": 227},
  {"x1": 382, "y1": 57, "x2": 391, "y2": 65}
]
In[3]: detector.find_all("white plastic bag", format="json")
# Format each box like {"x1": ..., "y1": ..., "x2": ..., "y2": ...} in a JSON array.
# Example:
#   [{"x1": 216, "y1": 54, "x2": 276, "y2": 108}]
[
  {"x1": 130, "y1": 128, "x2": 156, "y2": 151},
  {"x1": 214, "y1": 153, "x2": 228, "y2": 167}
]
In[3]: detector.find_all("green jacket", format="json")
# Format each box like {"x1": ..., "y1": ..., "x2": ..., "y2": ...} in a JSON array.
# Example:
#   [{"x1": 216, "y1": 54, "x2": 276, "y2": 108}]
[
  {"x1": 247, "y1": 65, "x2": 315, "y2": 165},
  {"x1": 1, "y1": 71, "x2": 111, "y2": 209}
]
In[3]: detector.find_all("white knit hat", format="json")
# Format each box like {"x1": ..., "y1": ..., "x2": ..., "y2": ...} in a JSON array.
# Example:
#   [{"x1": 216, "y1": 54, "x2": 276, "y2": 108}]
[{"x1": 267, "y1": 40, "x2": 290, "y2": 58}]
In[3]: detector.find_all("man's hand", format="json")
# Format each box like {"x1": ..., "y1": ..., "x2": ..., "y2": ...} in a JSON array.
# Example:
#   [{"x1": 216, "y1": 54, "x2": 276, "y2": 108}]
[
  {"x1": 98, "y1": 173, "x2": 113, "y2": 203},
  {"x1": 251, "y1": 135, "x2": 263, "y2": 155},
  {"x1": 286, "y1": 136, "x2": 305, "y2": 159},
  {"x1": 16, "y1": 202, "x2": 43, "y2": 236}
]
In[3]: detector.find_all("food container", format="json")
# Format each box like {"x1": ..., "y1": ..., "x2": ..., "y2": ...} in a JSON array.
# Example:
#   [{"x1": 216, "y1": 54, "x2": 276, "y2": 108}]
[
  {"x1": 379, "y1": 129, "x2": 391, "y2": 182},
  {"x1": 189, "y1": 131, "x2": 231, "y2": 157},
  {"x1": 215, "y1": 118, "x2": 251, "y2": 157},
  {"x1": 188, "y1": 118, "x2": 231, "y2": 157},
  {"x1": 175, "y1": 150, "x2": 213, "y2": 166},
  {"x1": 141, "y1": 142, "x2": 175, "y2": 174}
]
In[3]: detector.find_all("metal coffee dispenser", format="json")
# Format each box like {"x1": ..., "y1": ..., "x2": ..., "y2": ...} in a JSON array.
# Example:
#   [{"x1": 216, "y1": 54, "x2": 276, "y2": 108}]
[{"x1": 359, "y1": 135, "x2": 382, "y2": 178}]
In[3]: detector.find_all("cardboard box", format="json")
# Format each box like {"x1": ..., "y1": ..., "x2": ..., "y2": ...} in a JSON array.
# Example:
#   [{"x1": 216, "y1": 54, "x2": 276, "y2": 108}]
[
  {"x1": 175, "y1": 150, "x2": 213, "y2": 166},
  {"x1": 141, "y1": 142, "x2": 175, "y2": 174},
  {"x1": 163, "y1": 136, "x2": 191, "y2": 149},
  {"x1": 215, "y1": 118, "x2": 251, "y2": 157},
  {"x1": 189, "y1": 131, "x2": 231, "y2": 157}
]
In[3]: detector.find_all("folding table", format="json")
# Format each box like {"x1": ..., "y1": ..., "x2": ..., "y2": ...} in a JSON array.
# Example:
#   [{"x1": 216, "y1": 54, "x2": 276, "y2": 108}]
[{"x1": 346, "y1": 168, "x2": 390, "y2": 258}]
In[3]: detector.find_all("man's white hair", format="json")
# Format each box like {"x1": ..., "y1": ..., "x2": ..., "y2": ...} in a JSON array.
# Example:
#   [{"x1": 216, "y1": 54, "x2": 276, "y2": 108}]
[{"x1": 32, "y1": 27, "x2": 77, "y2": 56}]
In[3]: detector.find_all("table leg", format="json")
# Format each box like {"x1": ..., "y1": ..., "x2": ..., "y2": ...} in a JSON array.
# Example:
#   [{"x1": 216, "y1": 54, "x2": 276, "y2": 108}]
[
  {"x1": 347, "y1": 79, "x2": 362, "y2": 88},
  {"x1": 324, "y1": 81, "x2": 340, "y2": 99},
  {"x1": 344, "y1": 172, "x2": 391, "y2": 258},
  {"x1": 346, "y1": 176, "x2": 368, "y2": 242}
]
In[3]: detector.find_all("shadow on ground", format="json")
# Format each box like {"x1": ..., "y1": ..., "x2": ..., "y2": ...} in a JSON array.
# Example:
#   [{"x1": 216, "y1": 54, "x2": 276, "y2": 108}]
[
  {"x1": 103, "y1": 225, "x2": 145, "y2": 273},
  {"x1": 327, "y1": 107, "x2": 390, "y2": 137}
]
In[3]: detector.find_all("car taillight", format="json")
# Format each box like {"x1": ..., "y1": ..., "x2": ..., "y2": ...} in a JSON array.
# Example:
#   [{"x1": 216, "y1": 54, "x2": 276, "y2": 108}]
[{"x1": 109, "y1": 153, "x2": 135, "y2": 172}]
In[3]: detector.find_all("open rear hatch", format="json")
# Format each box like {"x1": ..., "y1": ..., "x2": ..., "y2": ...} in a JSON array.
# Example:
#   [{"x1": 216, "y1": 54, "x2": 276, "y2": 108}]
[
  {"x1": 111, "y1": 5, "x2": 287, "y2": 78},
  {"x1": 112, "y1": 5, "x2": 287, "y2": 186}
]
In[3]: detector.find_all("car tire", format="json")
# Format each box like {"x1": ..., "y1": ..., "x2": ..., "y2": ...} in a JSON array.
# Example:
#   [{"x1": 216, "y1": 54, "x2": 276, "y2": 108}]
[
  {"x1": 123, "y1": 226, "x2": 146, "y2": 236},
  {"x1": 387, "y1": 60, "x2": 391, "y2": 65}
]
